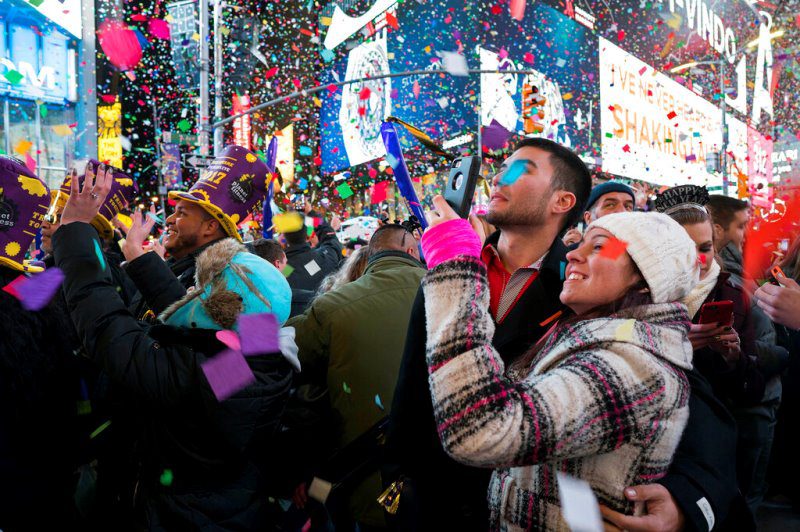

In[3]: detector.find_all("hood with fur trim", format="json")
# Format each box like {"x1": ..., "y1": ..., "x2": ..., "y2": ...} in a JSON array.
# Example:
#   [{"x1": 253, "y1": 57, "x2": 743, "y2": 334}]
[{"x1": 160, "y1": 238, "x2": 292, "y2": 330}]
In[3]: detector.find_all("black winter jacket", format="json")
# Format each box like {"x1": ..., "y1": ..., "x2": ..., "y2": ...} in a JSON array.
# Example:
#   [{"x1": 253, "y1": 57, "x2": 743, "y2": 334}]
[
  {"x1": 53, "y1": 223, "x2": 293, "y2": 530},
  {"x1": 285, "y1": 221, "x2": 342, "y2": 292}
]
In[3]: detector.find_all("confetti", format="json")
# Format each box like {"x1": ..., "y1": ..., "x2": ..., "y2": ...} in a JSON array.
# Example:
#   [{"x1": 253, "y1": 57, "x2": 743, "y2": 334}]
[
  {"x1": 90, "y1": 420, "x2": 112, "y2": 439},
  {"x1": 509, "y1": 0, "x2": 526, "y2": 21},
  {"x1": 5, "y1": 267, "x2": 65, "y2": 311},
  {"x1": 201, "y1": 349, "x2": 256, "y2": 402},
  {"x1": 14, "y1": 140, "x2": 32, "y2": 155},
  {"x1": 238, "y1": 313, "x2": 280, "y2": 355},
  {"x1": 159, "y1": 469, "x2": 174, "y2": 486},
  {"x1": 482, "y1": 119, "x2": 512, "y2": 150},
  {"x1": 93, "y1": 240, "x2": 107, "y2": 271},
  {"x1": 3, "y1": 69, "x2": 23, "y2": 85},
  {"x1": 598, "y1": 237, "x2": 628, "y2": 260},
  {"x1": 614, "y1": 319, "x2": 636, "y2": 342},
  {"x1": 336, "y1": 182, "x2": 354, "y2": 199},
  {"x1": 375, "y1": 394, "x2": 384, "y2": 410},
  {"x1": 342, "y1": 381, "x2": 351, "y2": 394},
  {"x1": 539, "y1": 310, "x2": 563, "y2": 327},
  {"x1": 272, "y1": 212, "x2": 305, "y2": 233},
  {"x1": 304, "y1": 259, "x2": 322, "y2": 276},
  {"x1": 282, "y1": 264, "x2": 295, "y2": 278},
  {"x1": 215, "y1": 329, "x2": 241, "y2": 351},
  {"x1": 499, "y1": 159, "x2": 527, "y2": 186},
  {"x1": 440, "y1": 51, "x2": 469, "y2": 76}
]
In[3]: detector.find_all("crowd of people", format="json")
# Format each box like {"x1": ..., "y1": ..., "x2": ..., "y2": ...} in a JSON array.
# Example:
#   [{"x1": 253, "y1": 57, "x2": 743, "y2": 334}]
[{"x1": 1, "y1": 136, "x2": 800, "y2": 531}]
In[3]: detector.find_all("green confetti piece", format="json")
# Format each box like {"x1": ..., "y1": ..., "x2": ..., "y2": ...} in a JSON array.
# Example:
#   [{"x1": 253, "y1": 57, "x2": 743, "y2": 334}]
[
  {"x1": 159, "y1": 468, "x2": 174, "y2": 486},
  {"x1": 90, "y1": 419, "x2": 111, "y2": 439},
  {"x1": 336, "y1": 182, "x2": 354, "y2": 199},
  {"x1": 605, "y1": 132, "x2": 613, "y2": 138},
  {"x1": 3, "y1": 69, "x2": 23, "y2": 85},
  {"x1": 282, "y1": 264, "x2": 294, "y2": 278},
  {"x1": 39, "y1": 104, "x2": 48, "y2": 118},
  {"x1": 375, "y1": 394, "x2": 384, "y2": 410},
  {"x1": 76, "y1": 400, "x2": 92, "y2": 416},
  {"x1": 342, "y1": 381, "x2": 351, "y2": 394},
  {"x1": 28, "y1": 0, "x2": 45, "y2": 5},
  {"x1": 176, "y1": 119, "x2": 192, "y2": 132},
  {"x1": 94, "y1": 240, "x2": 107, "y2": 271},
  {"x1": 307, "y1": 225, "x2": 314, "y2": 237}
]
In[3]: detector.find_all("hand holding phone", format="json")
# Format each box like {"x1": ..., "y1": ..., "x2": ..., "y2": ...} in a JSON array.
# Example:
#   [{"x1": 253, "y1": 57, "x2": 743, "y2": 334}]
[
  {"x1": 769, "y1": 265, "x2": 787, "y2": 287},
  {"x1": 698, "y1": 300, "x2": 734, "y2": 325}
]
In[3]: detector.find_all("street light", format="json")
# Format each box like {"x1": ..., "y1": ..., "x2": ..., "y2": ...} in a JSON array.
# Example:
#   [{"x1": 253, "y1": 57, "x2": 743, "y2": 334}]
[{"x1": 670, "y1": 58, "x2": 729, "y2": 195}]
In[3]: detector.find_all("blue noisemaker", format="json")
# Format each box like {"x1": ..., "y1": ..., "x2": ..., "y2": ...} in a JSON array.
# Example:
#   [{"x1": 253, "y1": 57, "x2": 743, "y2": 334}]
[
  {"x1": 262, "y1": 136, "x2": 279, "y2": 239},
  {"x1": 380, "y1": 121, "x2": 428, "y2": 230}
]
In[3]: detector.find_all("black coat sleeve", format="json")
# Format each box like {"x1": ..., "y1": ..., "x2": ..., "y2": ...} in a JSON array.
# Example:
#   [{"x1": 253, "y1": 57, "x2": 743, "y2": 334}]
[
  {"x1": 314, "y1": 220, "x2": 343, "y2": 268},
  {"x1": 53, "y1": 223, "x2": 201, "y2": 407},
  {"x1": 657, "y1": 368, "x2": 752, "y2": 531},
  {"x1": 123, "y1": 250, "x2": 188, "y2": 316}
]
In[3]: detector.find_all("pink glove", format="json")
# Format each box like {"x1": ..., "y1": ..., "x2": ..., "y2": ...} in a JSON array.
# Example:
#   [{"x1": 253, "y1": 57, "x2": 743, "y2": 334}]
[{"x1": 420, "y1": 218, "x2": 482, "y2": 269}]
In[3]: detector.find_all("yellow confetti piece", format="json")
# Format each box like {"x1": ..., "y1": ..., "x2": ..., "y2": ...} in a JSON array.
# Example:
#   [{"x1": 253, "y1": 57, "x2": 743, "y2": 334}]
[
  {"x1": 192, "y1": 32, "x2": 201, "y2": 41},
  {"x1": 614, "y1": 319, "x2": 636, "y2": 342},
  {"x1": 272, "y1": 212, "x2": 305, "y2": 233},
  {"x1": 562, "y1": 92, "x2": 573, "y2": 100},
  {"x1": 51, "y1": 124, "x2": 74, "y2": 137},
  {"x1": 320, "y1": 16, "x2": 332, "y2": 26},
  {"x1": 220, "y1": 26, "x2": 231, "y2": 36},
  {"x1": 14, "y1": 139, "x2": 32, "y2": 155}
]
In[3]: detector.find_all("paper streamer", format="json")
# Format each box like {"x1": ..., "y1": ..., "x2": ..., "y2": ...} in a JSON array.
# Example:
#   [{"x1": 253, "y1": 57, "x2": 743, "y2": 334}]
[{"x1": 380, "y1": 122, "x2": 428, "y2": 229}]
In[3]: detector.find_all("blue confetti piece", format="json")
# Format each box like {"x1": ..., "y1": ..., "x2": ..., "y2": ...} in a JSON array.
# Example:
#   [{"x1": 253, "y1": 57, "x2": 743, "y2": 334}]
[
  {"x1": 147, "y1": 212, "x2": 164, "y2": 225},
  {"x1": 297, "y1": 178, "x2": 308, "y2": 190},
  {"x1": 94, "y1": 240, "x2": 107, "y2": 271},
  {"x1": 375, "y1": 394, "x2": 384, "y2": 410},
  {"x1": 320, "y1": 48, "x2": 335, "y2": 63},
  {"x1": 299, "y1": 146, "x2": 312, "y2": 156},
  {"x1": 498, "y1": 160, "x2": 526, "y2": 186},
  {"x1": 560, "y1": 261, "x2": 567, "y2": 281}
]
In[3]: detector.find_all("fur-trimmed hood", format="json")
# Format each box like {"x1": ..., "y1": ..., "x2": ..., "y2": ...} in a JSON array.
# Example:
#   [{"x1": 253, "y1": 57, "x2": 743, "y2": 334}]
[{"x1": 160, "y1": 238, "x2": 292, "y2": 330}]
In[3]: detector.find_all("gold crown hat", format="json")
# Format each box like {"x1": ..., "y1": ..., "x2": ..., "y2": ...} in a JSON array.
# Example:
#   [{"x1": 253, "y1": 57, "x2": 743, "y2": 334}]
[
  {"x1": 168, "y1": 146, "x2": 271, "y2": 242},
  {"x1": 58, "y1": 161, "x2": 138, "y2": 240},
  {"x1": 0, "y1": 155, "x2": 50, "y2": 273}
]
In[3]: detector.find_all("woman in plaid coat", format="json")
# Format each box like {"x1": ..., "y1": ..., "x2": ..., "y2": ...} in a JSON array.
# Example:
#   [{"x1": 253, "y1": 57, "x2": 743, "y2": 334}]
[{"x1": 420, "y1": 199, "x2": 700, "y2": 531}]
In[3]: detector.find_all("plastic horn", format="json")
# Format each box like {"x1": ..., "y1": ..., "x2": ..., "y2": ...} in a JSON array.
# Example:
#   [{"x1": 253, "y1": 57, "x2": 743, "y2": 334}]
[{"x1": 380, "y1": 121, "x2": 428, "y2": 230}]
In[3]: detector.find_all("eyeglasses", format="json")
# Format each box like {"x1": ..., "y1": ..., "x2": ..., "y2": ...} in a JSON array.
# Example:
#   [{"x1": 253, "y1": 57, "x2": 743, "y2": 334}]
[{"x1": 44, "y1": 190, "x2": 67, "y2": 224}]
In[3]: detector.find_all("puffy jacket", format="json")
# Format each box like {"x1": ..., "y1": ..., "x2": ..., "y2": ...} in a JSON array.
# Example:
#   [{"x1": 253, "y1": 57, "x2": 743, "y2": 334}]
[{"x1": 53, "y1": 222, "x2": 293, "y2": 530}]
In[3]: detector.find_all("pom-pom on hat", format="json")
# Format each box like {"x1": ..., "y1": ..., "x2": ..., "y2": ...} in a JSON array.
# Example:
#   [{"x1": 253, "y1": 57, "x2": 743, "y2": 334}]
[
  {"x1": 0, "y1": 154, "x2": 49, "y2": 273},
  {"x1": 584, "y1": 181, "x2": 635, "y2": 212},
  {"x1": 168, "y1": 145, "x2": 272, "y2": 242},
  {"x1": 588, "y1": 212, "x2": 700, "y2": 305}
]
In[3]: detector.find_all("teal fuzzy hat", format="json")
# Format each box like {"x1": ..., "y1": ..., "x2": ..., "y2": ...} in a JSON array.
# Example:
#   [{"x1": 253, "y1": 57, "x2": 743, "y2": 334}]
[{"x1": 160, "y1": 238, "x2": 292, "y2": 330}]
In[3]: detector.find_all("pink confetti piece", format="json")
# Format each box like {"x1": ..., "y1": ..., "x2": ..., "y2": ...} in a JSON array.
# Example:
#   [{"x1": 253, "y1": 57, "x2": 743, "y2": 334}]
[
  {"x1": 216, "y1": 329, "x2": 241, "y2": 351},
  {"x1": 509, "y1": 0, "x2": 526, "y2": 20},
  {"x1": 201, "y1": 349, "x2": 256, "y2": 402}
]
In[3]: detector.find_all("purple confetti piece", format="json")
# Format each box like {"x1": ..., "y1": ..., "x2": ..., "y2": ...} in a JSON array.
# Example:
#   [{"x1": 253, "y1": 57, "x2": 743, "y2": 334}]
[
  {"x1": 482, "y1": 119, "x2": 512, "y2": 150},
  {"x1": 238, "y1": 313, "x2": 280, "y2": 356},
  {"x1": 14, "y1": 267, "x2": 65, "y2": 311},
  {"x1": 201, "y1": 348, "x2": 256, "y2": 402},
  {"x1": 2, "y1": 274, "x2": 26, "y2": 299}
]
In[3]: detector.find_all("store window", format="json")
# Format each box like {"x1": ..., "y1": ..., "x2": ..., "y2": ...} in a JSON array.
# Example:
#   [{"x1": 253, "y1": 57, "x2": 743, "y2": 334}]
[{"x1": 40, "y1": 104, "x2": 74, "y2": 187}]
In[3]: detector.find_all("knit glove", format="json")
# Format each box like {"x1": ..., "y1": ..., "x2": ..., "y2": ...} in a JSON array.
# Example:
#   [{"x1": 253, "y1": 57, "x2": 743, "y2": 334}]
[{"x1": 420, "y1": 218, "x2": 482, "y2": 269}]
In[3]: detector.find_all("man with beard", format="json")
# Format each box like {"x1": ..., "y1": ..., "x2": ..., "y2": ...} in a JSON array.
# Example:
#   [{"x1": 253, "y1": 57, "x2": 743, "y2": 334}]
[{"x1": 383, "y1": 138, "x2": 590, "y2": 530}]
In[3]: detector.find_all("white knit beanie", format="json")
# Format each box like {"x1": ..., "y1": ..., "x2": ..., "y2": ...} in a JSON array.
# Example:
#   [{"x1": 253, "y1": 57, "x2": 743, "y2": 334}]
[{"x1": 588, "y1": 212, "x2": 700, "y2": 304}]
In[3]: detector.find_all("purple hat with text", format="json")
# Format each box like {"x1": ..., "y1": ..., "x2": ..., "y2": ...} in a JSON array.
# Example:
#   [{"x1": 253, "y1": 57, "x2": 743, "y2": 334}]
[
  {"x1": 58, "y1": 160, "x2": 138, "y2": 240},
  {"x1": 0, "y1": 155, "x2": 50, "y2": 272},
  {"x1": 168, "y1": 145, "x2": 271, "y2": 242}
]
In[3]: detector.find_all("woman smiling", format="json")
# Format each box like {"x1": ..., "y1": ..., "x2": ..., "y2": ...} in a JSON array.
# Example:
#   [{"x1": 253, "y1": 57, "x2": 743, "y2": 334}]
[{"x1": 420, "y1": 197, "x2": 700, "y2": 530}]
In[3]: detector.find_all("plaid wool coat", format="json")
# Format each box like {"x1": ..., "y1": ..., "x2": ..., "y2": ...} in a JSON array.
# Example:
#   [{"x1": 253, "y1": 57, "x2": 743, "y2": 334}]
[{"x1": 423, "y1": 256, "x2": 693, "y2": 531}]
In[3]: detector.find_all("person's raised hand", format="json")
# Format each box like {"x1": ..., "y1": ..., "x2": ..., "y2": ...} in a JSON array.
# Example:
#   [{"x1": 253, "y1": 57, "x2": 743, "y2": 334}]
[
  {"x1": 687, "y1": 322, "x2": 728, "y2": 351},
  {"x1": 121, "y1": 205, "x2": 157, "y2": 263},
  {"x1": 426, "y1": 195, "x2": 460, "y2": 230},
  {"x1": 599, "y1": 484, "x2": 685, "y2": 532},
  {"x1": 60, "y1": 162, "x2": 113, "y2": 225},
  {"x1": 563, "y1": 228, "x2": 583, "y2": 246},
  {"x1": 755, "y1": 275, "x2": 800, "y2": 330}
]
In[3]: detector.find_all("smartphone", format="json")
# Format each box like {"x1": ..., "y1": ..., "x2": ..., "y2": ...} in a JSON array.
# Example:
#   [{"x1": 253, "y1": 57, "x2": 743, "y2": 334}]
[
  {"x1": 768, "y1": 265, "x2": 786, "y2": 286},
  {"x1": 444, "y1": 156, "x2": 481, "y2": 218},
  {"x1": 698, "y1": 300, "x2": 734, "y2": 325}
]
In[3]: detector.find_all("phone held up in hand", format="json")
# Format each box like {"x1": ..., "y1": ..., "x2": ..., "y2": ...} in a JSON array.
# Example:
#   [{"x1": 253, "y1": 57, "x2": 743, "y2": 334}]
[
  {"x1": 768, "y1": 265, "x2": 787, "y2": 287},
  {"x1": 444, "y1": 156, "x2": 481, "y2": 219},
  {"x1": 698, "y1": 300, "x2": 734, "y2": 325}
]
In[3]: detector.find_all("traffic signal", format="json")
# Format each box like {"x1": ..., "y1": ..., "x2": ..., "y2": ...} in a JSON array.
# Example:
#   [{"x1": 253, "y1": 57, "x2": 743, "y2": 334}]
[{"x1": 521, "y1": 83, "x2": 546, "y2": 134}]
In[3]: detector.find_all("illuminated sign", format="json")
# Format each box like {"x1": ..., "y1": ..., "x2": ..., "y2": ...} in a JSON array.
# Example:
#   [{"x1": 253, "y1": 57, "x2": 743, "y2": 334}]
[
  {"x1": 232, "y1": 94, "x2": 252, "y2": 150},
  {"x1": 97, "y1": 102, "x2": 123, "y2": 168},
  {"x1": 747, "y1": 126, "x2": 773, "y2": 207},
  {"x1": 274, "y1": 123, "x2": 295, "y2": 186},
  {"x1": 599, "y1": 37, "x2": 723, "y2": 186}
]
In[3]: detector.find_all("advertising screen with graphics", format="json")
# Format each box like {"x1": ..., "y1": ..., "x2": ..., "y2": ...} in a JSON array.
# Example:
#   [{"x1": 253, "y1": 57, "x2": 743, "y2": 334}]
[
  {"x1": 599, "y1": 37, "x2": 723, "y2": 186},
  {"x1": 18, "y1": 0, "x2": 83, "y2": 39}
]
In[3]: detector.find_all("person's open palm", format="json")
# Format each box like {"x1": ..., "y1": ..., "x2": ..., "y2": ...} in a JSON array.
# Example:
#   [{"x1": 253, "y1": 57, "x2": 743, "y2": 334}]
[
  {"x1": 121, "y1": 205, "x2": 157, "y2": 263},
  {"x1": 60, "y1": 162, "x2": 113, "y2": 225}
]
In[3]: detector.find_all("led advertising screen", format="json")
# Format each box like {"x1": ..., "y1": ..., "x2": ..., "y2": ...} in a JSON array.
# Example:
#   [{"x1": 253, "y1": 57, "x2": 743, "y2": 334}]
[{"x1": 599, "y1": 37, "x2": 723, "y2": 186}]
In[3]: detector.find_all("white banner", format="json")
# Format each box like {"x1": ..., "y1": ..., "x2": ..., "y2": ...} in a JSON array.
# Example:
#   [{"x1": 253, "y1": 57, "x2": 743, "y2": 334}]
[{"x1": 599, "y1": 37, "x2": 723, "y2": 187}]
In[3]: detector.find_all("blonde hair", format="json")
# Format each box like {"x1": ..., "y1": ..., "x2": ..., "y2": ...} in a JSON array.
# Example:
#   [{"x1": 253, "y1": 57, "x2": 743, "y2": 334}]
[{"x1": 316, "y1": 246, "x2": 369, "y2": 296}]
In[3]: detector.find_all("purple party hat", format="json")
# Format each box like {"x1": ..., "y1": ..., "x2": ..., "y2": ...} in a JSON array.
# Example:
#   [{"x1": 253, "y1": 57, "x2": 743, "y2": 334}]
[
  {"x1": 0, "y1": 154, "x2": 50, "y2": 273},
  {"x1": 168, "y1": 145, "x2": 271, "y2": 242}
]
